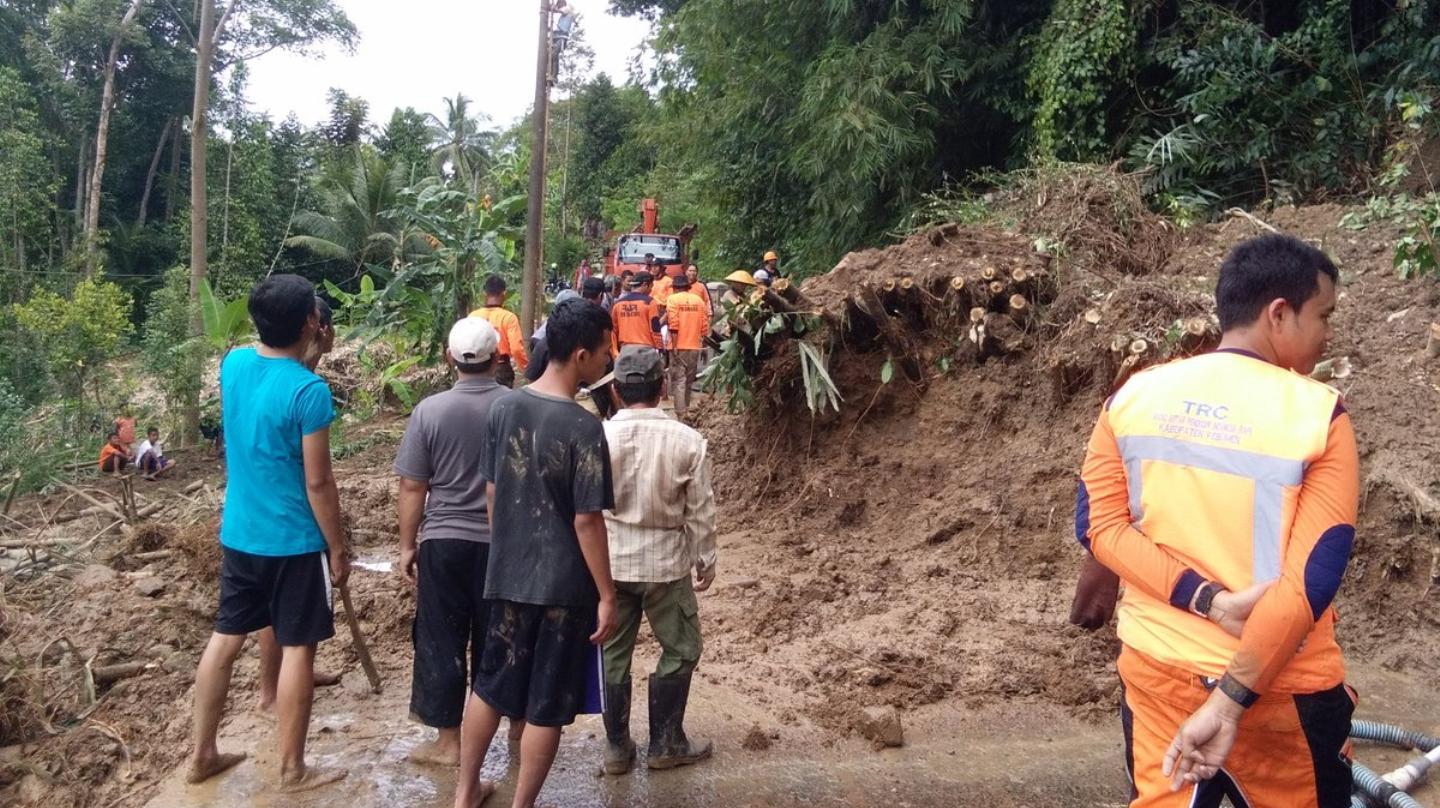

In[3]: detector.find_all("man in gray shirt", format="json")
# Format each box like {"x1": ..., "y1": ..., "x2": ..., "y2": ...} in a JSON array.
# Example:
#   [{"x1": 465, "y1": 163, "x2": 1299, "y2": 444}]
[{"x1": 393, "y1": 316, "x2": 509, "y2": 767}]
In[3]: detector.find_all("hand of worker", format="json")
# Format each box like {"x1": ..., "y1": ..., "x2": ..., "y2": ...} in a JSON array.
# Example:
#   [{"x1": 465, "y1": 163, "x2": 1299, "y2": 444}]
[
  {"x1": 1207, "y1": 581, "x2": 1272, "y2": 638},
  {"x1": 1162, "y1": 689, "x2": 1244, "y2": 791},
  {"x1": 1068, "y1": 554, "x2": 1121, "y2": 630},
  {"x1": 694, "y1": 562, "x2": 716, "y2": 592},
  {"x1": 399, "y1": 546, "x2": 418, "y2": 587},
  {"x1": 590, "y1": 596, "x2": 619, "y2": 645},
  {"x1": 328, "y1": 545, "x2": 351, "y2": 589}
]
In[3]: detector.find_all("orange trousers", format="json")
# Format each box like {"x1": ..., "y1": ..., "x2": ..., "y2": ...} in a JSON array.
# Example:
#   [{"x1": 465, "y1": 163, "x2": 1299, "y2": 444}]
[{"x1": 1118, "y1": 646, "x2": 1354, "y2": 808}]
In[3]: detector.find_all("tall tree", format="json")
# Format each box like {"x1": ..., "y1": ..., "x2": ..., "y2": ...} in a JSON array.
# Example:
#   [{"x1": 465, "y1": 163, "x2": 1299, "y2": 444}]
[
  {"x1": 83, "y1": 0, "x2": 146, "y2": 274},
  {"x1": 185, "y1": 0, "x2": 357, "y2": 316},
  {"x1": 427, "y1": 94, "x2": 494, "y2": 193}
]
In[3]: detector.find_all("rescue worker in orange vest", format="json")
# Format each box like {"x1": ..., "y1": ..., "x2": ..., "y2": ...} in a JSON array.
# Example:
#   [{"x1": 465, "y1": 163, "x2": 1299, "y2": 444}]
[
  {"x1": 469, "y1": 274, "x2": 528, "y2": 388},
  {"x1": 611, "y1": 271, "x2": 662, "y2": 356},
  {"x1": 1075, "y1": 234, "x2": 1357, "y2": 808},
  {"x1": 685, "y1": 264, "x2": 710, "y2": 311},
  {"x1": 664, "y1": 273, "x2": 710, "y2": 419}
]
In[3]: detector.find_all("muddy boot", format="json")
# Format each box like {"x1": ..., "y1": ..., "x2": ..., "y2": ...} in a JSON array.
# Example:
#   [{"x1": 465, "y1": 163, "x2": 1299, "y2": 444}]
[
  {"x1": 646, "y1": 672, "x2": 712, "y2": 770},
  {"x1": 603, "y1": 678, "x2": 636, "y2": 775}
]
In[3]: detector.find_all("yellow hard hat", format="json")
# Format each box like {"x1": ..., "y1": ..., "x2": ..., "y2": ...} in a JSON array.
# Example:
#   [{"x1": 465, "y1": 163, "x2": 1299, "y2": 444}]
[
  {"x1": 763, "y1": 250, "x2": 778, "y2": 262},
  {"x1": 725, "y1": 270, "x2": 756, "y2": 286}
]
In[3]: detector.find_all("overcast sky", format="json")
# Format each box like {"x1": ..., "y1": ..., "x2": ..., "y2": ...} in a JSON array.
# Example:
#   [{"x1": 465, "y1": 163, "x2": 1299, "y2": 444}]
[{"x1": 243, "y1": 0, "x2": 651, "y2": 129}]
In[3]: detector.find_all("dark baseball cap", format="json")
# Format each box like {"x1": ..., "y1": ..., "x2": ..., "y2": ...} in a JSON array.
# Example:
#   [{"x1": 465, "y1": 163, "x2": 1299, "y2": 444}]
[
  {"x1": 615, "y1": 345, "x2": 664, "y2": 384},
  {"x1": 629, "y1": 271, "x2": 654, "y2": 288},
  {"x1": 582, "y1": 277, "x2": 606, "y2": 297},
  {"x1": 671, "y1": 273, "x2": 691, "y2": 289}
]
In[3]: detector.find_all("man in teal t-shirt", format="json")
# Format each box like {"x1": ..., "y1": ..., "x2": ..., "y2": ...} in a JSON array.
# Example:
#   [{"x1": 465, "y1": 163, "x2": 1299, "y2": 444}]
[{"x1": 187, "y1": 274, "x2": 350, "y2": 794}]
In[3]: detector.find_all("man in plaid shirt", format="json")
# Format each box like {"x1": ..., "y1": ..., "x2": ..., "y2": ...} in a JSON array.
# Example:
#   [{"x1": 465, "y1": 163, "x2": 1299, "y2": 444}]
[{"x1": 598, "y1": 345, "x2": 718, "y2": 776}]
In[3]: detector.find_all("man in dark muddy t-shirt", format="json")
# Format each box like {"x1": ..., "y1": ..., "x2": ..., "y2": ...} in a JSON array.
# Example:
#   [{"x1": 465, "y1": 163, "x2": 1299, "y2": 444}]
[{"x1": 454, "y1": 298, "x2": 620, "y2": 808}]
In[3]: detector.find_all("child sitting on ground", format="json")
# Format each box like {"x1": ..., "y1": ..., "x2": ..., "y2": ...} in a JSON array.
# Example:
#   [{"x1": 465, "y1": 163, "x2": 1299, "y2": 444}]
[
  {"x1": 135, "y1": 427, "x2": 177, "y2": 480},
  {"x1": 99, "y1": 431, "x2": 132, "y2": 476}
]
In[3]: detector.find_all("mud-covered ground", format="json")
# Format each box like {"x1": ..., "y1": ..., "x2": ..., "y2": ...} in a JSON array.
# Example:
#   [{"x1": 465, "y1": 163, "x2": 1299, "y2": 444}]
[{"x1": 2, "y1": 203, "x2": 1438, "y2": 807}]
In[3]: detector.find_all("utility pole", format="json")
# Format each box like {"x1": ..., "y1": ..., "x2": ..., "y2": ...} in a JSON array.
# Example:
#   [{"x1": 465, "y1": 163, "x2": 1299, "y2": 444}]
[{"x1": 521, "y1": 0, "x2": 551, "y2": 339}]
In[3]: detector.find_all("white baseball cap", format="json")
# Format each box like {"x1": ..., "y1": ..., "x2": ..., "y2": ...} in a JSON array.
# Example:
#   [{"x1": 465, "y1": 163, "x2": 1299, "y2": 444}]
[{"x1": 449, "y1": 316, "x2": 499, "y2": 364}]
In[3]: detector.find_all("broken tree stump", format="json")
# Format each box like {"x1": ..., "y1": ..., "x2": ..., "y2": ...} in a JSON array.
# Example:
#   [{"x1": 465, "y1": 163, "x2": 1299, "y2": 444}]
[{"x1": 1427, "y1": 323, "x2": 1440, "y2": 360}]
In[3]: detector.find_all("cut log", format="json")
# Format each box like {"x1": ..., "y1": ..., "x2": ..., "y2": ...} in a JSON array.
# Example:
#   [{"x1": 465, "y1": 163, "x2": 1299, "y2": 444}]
[
  {"x1": 92, "y1": 660, "x2": 153, "y2": 686},
  {"x1": 988, "y1": 281, "x2": 1006, "y2": 296},
  {"x1": 1007, "y1": 294, "x2": 1030, "y2": 325},
  {"x1": 949, "y1": 277, "x2": 966, "y2": 293},
  {"x1": 182, "y1": 480, "x2": 204, "y2": 495},
  {"x1": 1179, "y1": 317, "x2": 1218, "y2": 354},
  {"x1": 1110, "y1": 334, "x2": 1131, "y2": 355},
  {"x1": 1427, "y1": 323, "x2": 1440, "y2": 360},
  {"x1": 980, "y1": 266, "x2": 997, "y2": 281},
  {"x1": 1129, "y1": 338, "x2": 1149, "y2": 356},
  {"x1": 969, "y1": 306, "x2": 987, "y2": 325},
  {"x1": 1083, "y1": 308, "x2": 1103, "y2": 325},
  {"x1": 1113, "y1": 354, "x2": 1141, "y2": 390}
]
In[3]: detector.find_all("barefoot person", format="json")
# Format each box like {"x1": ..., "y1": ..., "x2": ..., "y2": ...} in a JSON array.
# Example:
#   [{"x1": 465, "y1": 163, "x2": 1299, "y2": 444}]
[
  {"x1": 135, "y1": 427, "x2": 177, "y2": 480},
  {"x1": 187, "y1": 274, "x2": 350, "y2": 792},
  {"x1": 393, "y1": 316, "x2": 516, "y2": 767},
  {"x1": 1075, "y1": 234, "x2": 1358, "y2": 807},
  {"x1": 257, "y1": 294, "x2": 341, "y2": 711},
  {"x1": 453, "y1": 298, "x2": 620, "y2": 808},
  {"x1": 599, "y1": 346, "x2": 717, "y2": 775}
]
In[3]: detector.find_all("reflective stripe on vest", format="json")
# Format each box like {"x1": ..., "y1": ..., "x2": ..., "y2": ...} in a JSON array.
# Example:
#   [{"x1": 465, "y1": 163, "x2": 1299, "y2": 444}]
[{"x1": 1116, "y1": 436, "x2": 1304, "y2": 582}]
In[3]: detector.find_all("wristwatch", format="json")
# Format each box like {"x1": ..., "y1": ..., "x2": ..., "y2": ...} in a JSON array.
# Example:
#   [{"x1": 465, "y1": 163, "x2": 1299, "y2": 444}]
[{"x1": 1192, "y1": 582, "x2": 1218, "y2": 618}]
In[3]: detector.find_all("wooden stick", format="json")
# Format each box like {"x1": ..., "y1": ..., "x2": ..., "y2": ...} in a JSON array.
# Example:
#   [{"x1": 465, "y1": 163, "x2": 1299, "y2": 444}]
[
  {"x1": 132, "y1": 549, "x2": 175, "y2": 561},
  {"x1": 55, "y1": 482, "x2": 127, "y2": 523},
  {"x1": 339, "y1": 583, "x2": 383, "y2": 694},
  {"x1": 92, "y1": 660, "x2": 154, "y2": 686},
  {"x1": 2, "y1": 473, "x2": 21, "y2": 517},
  {"x1": 1427, "y1": 323, "x2": 1440, "y2": 360},
  {"x1": 182, "y1": 480, "x2": 204, "y2": 495},
  {"x1": 1224, "y1": 207, "x2": 1278, "y2": 233}
]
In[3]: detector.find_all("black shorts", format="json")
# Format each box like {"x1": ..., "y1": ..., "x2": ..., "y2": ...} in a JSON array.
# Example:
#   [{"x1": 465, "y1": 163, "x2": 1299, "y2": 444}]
[
  {"x1": 472, "y1": 600, "x2": 595, "y2": 727},
  {"x1": 101, "y1": 454, "x2": 129, "y2": 473},
  {"x1": 215, "y1": 546, "x2": 335, "y2": 646}
]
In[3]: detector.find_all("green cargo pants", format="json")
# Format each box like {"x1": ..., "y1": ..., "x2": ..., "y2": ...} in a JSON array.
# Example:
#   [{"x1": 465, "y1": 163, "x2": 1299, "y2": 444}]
[{"x1": 602, "y1": 577, "x2": 703, "y2": 685}]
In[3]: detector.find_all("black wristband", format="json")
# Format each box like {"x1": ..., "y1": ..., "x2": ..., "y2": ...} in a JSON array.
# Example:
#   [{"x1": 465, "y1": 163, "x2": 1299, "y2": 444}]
[
  {"x1": 1192, "y1": 582, "x2": 1217, "y2": 618},
  {"x1": 1218, "y1": 673, "x2": 1259, "y2": 708}
]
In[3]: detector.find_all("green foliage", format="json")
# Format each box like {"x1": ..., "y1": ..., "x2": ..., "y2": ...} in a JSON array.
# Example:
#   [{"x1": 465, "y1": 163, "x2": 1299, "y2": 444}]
[
  {"x1": 198, "y1": 278, "x2": 253, "y2": 349},
  {"x1": 697, "y1": 333, "x2": 754, "y2": 412},
  {"x1": 287, "y1": 146, "x2": 425, "y2": 272},
  {"x1": 0, "y1": 66, "x2": 56, "y2": 281},
  {"x1": 1028, "y1": 0, "x2": 1137, "y2": 160},
  {"x1": 13, "y1": 278, "x2": 133, "y2": 398},
  {"x1": 142, "y1": 267, "x2": 209, "y2": 428}
]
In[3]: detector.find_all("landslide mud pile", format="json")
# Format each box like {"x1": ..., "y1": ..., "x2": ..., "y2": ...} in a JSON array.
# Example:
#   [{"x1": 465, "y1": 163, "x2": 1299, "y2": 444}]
[{"x1": 693, "y1": 200, "x2": 1440, "y2": 740}]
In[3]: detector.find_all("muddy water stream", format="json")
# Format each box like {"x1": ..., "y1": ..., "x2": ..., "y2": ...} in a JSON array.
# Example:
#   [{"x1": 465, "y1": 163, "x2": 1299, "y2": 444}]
[{"x1": 142, "y1": 660, "x2": 1436, "y2": 808}]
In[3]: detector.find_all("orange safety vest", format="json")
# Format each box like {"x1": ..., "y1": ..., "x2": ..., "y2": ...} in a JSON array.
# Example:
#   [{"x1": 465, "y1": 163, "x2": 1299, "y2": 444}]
[
  {"x1": 470, "y1": 306, "x2": 528, "y2": 370},
  {"x1": 666, "y1": 290, "x2": 710, "y2": 352},
  {"x1": 1079, "y1": 349, "x2": 1356, "y2": 695},
  {"x1": 611, "y1": 293, "x2": 661, "y2": 354}
]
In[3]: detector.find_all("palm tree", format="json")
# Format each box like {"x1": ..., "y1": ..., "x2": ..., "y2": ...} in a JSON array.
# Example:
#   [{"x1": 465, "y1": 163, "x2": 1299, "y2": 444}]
[
  {"x1": 427, "y1": 94, "x2": 496, "y2": 193},
  {"x1": 286, "y1": 146, "x2": 425, "y2": 273}
]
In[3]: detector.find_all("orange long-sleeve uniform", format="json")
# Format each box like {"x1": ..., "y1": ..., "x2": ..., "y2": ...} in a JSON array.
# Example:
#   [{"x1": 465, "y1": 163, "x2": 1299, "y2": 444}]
[
  {"x1": 1077, "y1": 349, "x2": 1358, "y2": 701},
  {"x1": 610, "y1": 292, "x2": 662, "y2": 354},
  {"x1": 665, "y1": 290, "x2": 710, "y2": 352},
  {"x1": 651, "y1": 273, "x2": 674, "y2": 307},
  {"x1": 469, "y1": 306, "x2": 528, "y2": 371}
]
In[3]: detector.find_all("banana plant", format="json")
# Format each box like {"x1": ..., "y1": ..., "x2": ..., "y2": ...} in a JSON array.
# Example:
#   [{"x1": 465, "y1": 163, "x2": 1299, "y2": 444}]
[{"x1": 198, "y1": 279, "x2": 252, "y2": 350}]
